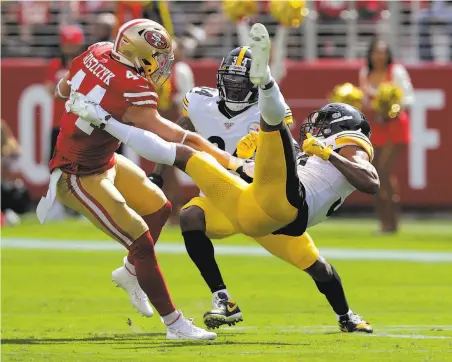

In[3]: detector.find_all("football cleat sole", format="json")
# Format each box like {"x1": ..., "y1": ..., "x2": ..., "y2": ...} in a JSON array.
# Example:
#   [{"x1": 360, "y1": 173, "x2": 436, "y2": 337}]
[
  {"x1": 249, "y1": 23, "x2": 271, "y2": 86},
  {"x1": 340, "y1": 323, "x2": 373, "y2": 333},
  {"x1": 203, "y1": 312, "x2": 243, "y2": 330}
]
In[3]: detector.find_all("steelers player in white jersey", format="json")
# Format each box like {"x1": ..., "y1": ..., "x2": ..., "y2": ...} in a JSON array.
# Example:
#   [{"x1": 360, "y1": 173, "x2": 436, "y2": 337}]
[
  {"x1": 147, "y1": 45, "x2": 293, "y2": 327},
  {"x1": 68, "y1": 24, "x2": 379, "y2": 334}
]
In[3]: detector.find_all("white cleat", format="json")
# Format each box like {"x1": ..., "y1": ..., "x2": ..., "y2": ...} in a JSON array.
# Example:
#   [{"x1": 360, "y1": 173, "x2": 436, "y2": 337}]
[
  {"x1": 166, "y1": 312, "x2": 217, "y2": 341},
  {"x1": 112, "y1": 259, "x2": 154, "y2": 317},
  {"x1": 249, "y1": 23, "x2": 271, "y2": 87}
]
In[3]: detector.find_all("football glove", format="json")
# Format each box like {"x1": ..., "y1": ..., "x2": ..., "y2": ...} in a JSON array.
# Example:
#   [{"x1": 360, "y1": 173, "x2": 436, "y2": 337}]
[
  {"x1": 302, "y1": 133, "x2": 333, "y2": 161},
  {"x1": 148, "y1": 173, "x2": 164, "y2": 189},
  {"x1": 237, "y1": 131, "x2": 258, "y2": 159},
  {"x1": 68, "y1": 92, "x2": 111, "y2": 129}
]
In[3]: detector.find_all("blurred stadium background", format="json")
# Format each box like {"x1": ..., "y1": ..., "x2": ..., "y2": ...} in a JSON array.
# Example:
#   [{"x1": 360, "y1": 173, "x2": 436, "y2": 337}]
[{"x1": 1, "y1": 1, "x2": 452, "y2": 361}]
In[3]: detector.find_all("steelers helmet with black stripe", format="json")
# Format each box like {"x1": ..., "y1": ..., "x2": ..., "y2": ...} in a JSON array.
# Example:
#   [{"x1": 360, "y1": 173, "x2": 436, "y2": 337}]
[
  {"x1": 217, "y1": 46, "x2": 258, "y2": 112},
  {"x1": 299, "y1": 103, "x2": 371, "y2": 143}
]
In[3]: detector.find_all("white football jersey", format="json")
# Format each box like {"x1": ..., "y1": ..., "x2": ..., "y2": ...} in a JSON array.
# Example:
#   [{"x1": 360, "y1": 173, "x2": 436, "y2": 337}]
[
  {"x1": 183, "y1": 86, "x2": 292, "y2": 156},
  {"x1": 297, "y1": 130, "x2": 374, "y2": 228}
]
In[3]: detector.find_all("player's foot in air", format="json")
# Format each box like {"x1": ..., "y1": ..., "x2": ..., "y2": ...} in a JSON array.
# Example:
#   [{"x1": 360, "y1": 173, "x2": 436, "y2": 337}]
[
  {"x1": 166, "y1": 312, "x2": 217, "y2": 340},
  {"x1": 112, "y1": 257, "x2": 154, "y2": 317},
  {"x1": 249, "y1": 23, "x2": 271, "y2": 87},
  {"x1": 203, "y1": 292, "x2": 243, "y2": 329},
  {"x1": 339, "y1": 312, "x2": 373, "y2": 333}
]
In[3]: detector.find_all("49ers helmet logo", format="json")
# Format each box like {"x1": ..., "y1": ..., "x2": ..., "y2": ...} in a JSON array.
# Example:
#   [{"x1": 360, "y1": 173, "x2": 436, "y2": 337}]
[{"x1": 144, "y1": 31, "x2": 168, "y2": 50}]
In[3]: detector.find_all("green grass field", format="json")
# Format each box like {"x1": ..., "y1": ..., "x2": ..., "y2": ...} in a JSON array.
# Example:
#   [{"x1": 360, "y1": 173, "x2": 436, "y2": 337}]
[{"x1": 2, "y1": 217, "x2": 452, "y2": 361}]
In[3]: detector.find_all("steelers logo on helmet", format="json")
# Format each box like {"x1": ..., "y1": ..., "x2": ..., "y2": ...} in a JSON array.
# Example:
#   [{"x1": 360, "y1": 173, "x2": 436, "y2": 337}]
[
  {"x1": 217, "y1": 46, "x2": 258, "y2": 112},
  {"x1": 299, "y1": 103, "x2": 371, "y2": 144}
]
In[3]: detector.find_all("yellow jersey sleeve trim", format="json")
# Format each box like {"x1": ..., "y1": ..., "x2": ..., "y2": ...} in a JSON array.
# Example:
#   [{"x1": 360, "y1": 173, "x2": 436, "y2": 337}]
[
  {"x1": 284, "y1": 115, "x2": 293, "y2": 125},
  {"x1": 183, "y1": 96, "x2": 189, "y2": 107},
  {"x1": 284, "y1": 105, "x2": 293, "y2": 125},
  {"x1": 335, "y1": 136, "x2": 374, "y2": 161},
  {"x1": 182, "y1": 107, "x2": 188, "y2": 117}
]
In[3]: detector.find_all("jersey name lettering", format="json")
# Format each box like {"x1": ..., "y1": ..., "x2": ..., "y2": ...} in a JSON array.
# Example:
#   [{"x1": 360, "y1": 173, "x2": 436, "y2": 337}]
[{"x1": 82, "y1": 52, "x2": 116, "y2": 86}]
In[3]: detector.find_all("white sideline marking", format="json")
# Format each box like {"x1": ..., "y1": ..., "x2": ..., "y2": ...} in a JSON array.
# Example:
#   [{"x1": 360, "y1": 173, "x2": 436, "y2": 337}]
[
  {"x1": 2, "y1": 238, "x2": 452, "y2": 262},
  {"x1": 224, "y1": 325, "x2": 452, "y2": 339}
]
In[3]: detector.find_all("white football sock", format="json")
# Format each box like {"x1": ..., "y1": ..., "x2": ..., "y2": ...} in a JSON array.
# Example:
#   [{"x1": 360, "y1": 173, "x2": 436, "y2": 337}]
[
  {"x1": 337, "y1": 309, "x2": 353, "y2": 321},
  {"x1": 214, "y1": 289, "x2": 231, "y2": 299},
  {"x1": 258, "y1": 78, "x2": 286, "y2": 126},
  {"x1": 162, "y1": 310, "x2": 181, "y2": 326},
  {"x1": 123, "y1": 256, "x2": 136, "y2": 276}
]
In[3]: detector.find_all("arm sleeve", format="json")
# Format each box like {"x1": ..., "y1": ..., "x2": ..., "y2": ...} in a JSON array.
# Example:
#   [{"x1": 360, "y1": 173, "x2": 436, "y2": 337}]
[
  {"x1": 103, "y1": 116, "x2": 177, "y2": 165},
  {"x1": 392, "y1": 64, "x2": 414, "y2": 108}
]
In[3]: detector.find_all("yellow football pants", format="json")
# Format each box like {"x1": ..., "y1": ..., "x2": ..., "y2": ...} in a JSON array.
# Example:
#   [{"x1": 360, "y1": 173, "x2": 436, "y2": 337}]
[
  {"x1": 184, "y1": 128, "x2": 299, "y2": 238},
  {"x1": 182, "y1": 196, "x2": 319, "y2": 270},
  {"x1": 56, "y1": 154, "x2": 167, "y2": 247}
]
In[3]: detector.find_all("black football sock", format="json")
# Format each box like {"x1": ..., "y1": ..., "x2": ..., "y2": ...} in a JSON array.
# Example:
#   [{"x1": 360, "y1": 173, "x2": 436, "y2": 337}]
[
  {"x1": 182, "y1": 230, "x2": 226, "y2": 293},
  {"x1": 313, "y1": 265, "x2": 350, "y2": 316}
]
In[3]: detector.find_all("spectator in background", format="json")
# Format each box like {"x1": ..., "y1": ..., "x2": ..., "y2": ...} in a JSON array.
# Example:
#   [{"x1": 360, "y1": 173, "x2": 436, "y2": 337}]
[
  {"x1": 46, "y1": 25, "x2": 85, "y2": 161},
  {"x1": 417, "y1": 0, "x2": 452, "y2": 62},
  {"x1": 359, "y1": 38, "x2": 414, "y2": 234},
  {"x1": 116, "y1": 1, "x2": 174, "y2": 37},
  {"x1": 1, "y1": 120, "x2": 30, "y2": 226},
  {"x1": 92, "y1": 12, "x2": 117, "y2": 43}
]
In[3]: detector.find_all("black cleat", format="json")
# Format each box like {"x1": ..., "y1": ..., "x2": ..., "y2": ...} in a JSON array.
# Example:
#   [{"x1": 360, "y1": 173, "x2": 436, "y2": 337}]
[
  {"x1": 339, "y1": 312, "x2": 373, "y2": 333},
  {"x1": 203, "y1": 292, "x2": 243, "y2": 329}
]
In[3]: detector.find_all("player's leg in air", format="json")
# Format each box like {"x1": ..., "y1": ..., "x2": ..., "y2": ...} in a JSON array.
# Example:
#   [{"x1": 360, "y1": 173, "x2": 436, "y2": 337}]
[
  {"x1": 55, "y1": 159, "x2": 216, "y2": 340},
  {"x1": 180, "y1": 197, "x2": 243, "y2": 329},
  {"x1": 232, "y1": 23, "x2": 300, "y2": 237}
]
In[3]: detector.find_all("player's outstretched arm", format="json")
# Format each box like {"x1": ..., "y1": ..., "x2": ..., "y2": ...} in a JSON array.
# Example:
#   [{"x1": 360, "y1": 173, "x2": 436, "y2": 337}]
[
  {"x1": 151, "y1": 116, "x2": 196, "y2": 186},
  {"x1": 124, "y1": 106, "x2": 244, "y2": 171},
  {"x1": 330, "y1": 146, "x2": 380, "y2": 195}
]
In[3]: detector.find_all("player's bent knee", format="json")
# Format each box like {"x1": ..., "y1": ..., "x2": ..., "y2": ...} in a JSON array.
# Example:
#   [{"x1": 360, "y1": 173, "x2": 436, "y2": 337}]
[
  {"x1": 304, "y1": 257, "x2": 334, "y2": 282},
  {"x1": 180, "y1": 206, "x2": 206, "y2": 232}
]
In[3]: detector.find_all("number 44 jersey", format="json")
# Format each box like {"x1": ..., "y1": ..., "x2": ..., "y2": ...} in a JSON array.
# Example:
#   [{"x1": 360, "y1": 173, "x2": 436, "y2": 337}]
[
  {"x1": 182, "y1": 87, "x2": 292, "y2": 156},
  {"x1": 50, "y1": 42, "x2": 159, "y2": 175},
  {"x1": 297, "y1": 130, "x2": 374, "y2": 228}
]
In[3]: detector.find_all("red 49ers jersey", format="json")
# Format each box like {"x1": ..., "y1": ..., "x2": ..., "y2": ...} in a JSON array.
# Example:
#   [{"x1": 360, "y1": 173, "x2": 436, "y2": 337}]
[{"x1": 50, "y1": 42, "x2": 158, "y2": 175}]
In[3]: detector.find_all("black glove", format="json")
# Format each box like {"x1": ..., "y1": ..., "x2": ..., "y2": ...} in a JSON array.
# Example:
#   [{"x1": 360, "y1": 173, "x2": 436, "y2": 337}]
[{"x1": 148, "y1": 173, "x2": 164, "y2": 189}]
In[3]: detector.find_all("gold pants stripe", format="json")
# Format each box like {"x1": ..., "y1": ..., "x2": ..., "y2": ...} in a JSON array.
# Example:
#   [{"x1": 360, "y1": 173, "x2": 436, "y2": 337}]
[
  {"x1": 68, "y1": 174, "x2": 134, "y2": 246},
  {"x1": 57, "y1": 154, "x2": 167, "y2": 246}
]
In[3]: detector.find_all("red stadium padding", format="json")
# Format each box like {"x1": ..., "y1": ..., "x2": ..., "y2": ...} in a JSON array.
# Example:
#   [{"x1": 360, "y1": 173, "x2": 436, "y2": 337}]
[{"x1": 1, "y1": 58, "x2": 451, "y2": 207}]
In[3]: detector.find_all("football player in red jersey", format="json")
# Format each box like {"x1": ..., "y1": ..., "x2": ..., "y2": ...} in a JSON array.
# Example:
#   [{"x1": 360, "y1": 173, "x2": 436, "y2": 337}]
[{"x1": 40, "y1": 19, "x2": 242, "y2": 340}]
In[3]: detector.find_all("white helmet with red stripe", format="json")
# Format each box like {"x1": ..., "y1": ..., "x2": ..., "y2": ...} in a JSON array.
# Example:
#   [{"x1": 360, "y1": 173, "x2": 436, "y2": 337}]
[{"x1": 112, "y1": 19, "x2": 174, "y2": 87}]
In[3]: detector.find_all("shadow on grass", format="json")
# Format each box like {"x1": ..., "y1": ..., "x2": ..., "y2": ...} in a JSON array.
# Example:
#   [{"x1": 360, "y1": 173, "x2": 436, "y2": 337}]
[
  {"x1": 1, "y1": 333, "x2": 165, "y2": 345},
  {"x1": 1, "y1": 334, "x2": 311, "y2": 349}
]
